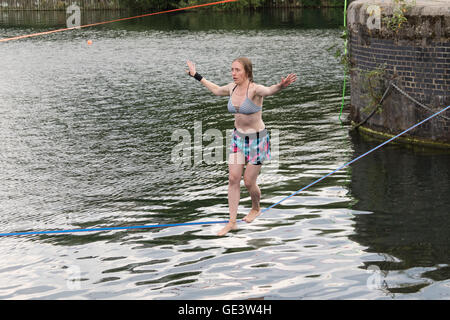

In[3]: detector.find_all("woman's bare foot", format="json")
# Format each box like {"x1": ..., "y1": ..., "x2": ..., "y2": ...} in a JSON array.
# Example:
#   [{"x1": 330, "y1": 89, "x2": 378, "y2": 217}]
[
  {"x1": 217, "y1": 221, "x2": 238, "y2": 236},
  {"x1": 243, "y1": 208, "x2": 261, "y2": 223}
]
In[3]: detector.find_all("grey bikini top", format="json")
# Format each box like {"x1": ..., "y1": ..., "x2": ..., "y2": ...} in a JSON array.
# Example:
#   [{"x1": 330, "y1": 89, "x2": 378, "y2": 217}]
[{"x1": 227, "y1": 83, "x2": 262, "y2": 115}]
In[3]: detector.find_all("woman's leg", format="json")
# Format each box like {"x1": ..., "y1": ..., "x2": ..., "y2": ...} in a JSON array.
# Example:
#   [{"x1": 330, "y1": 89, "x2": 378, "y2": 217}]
[
  {"x1": 242, "y1": 163, "x2": 262, "y2": 223},
  {"x1": 217, "y1": 152, "x2": 245, "y2": 236}
]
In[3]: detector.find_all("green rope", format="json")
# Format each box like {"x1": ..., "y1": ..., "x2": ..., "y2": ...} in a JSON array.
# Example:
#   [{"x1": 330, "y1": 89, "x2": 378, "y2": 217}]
[{"x1": 339, "y1": 0, "x2": 348, "y2": 125}]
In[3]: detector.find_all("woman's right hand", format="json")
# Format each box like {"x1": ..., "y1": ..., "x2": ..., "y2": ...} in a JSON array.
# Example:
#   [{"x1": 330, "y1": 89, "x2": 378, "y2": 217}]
[{"x1": 186, "y1": 60, "x2": 196, "y2": 77}]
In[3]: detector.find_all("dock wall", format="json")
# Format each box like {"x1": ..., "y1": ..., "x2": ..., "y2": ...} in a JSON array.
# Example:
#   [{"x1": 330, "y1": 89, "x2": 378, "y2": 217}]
[{"x1": 347, "y1": 0, "x2": 450, "y2": 147}]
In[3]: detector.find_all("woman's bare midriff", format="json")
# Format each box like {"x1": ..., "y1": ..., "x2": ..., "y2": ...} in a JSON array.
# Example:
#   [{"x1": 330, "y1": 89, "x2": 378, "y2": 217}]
[{"x1": 234, "y1": 111, "x2": 265, "y2": 133}]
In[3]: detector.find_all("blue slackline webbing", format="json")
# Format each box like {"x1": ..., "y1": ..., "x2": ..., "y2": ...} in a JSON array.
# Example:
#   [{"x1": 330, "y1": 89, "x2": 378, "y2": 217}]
[
  {"x1": 1, "y1": 105, "x2": 448, "y2": 238},
  {"x1": 0, "y1": 221, "x2": 229, "y2": 237}
]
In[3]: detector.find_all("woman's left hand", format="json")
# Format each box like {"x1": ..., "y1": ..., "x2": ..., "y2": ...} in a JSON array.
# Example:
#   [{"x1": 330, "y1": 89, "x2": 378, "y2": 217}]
[
  {"x1": 280, "y1": 73, "x2": 297, "y2": 89},
  {"x1": 186, "y1": 60, "x2": 197, "y2": 77}
]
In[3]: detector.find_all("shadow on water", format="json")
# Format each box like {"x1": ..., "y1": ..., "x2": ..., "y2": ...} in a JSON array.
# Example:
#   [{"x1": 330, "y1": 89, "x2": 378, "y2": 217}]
[
  {"x1": 348, "y1": 131, "x2": 450, "y2": 294},
  {"x1": 0, "y1": 8, "x2": 343, "y2": 30}
]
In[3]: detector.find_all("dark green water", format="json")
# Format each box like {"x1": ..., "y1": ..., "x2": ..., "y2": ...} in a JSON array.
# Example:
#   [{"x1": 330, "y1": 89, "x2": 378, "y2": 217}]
[{"x1": 0, "y1": 9, "x2": 449, "y2": 299}]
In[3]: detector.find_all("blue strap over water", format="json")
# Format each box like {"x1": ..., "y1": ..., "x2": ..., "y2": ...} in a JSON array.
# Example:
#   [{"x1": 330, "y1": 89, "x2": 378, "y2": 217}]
[{"x1": 1, "y1": 105, "x2": 449, "y2": 238}]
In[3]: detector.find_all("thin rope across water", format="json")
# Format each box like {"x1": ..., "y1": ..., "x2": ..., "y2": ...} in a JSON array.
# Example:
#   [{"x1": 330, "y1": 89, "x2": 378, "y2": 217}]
[{"x1": 0, "y1": 0, "x2": 237, "y2": 43}]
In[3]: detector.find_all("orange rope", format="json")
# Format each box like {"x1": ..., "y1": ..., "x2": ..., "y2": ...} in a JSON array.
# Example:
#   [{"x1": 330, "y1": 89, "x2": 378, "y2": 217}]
[{"x1": 0, "y1": 0, "x2": 237, "y2": 43}]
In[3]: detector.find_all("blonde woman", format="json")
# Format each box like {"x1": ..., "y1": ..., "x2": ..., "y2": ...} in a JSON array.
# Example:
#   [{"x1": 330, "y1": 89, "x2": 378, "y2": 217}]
[{"x1": 186, "y1": 57, "x2": 297, "y2": 236}]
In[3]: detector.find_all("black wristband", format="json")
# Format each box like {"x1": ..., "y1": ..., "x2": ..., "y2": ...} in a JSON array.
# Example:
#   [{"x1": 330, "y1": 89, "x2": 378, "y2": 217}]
[{"x1": 192, "y1": 72, "x2": 203, "y2": 81}]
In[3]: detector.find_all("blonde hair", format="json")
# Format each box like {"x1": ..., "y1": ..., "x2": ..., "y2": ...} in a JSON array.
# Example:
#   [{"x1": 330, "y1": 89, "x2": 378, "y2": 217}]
[{"x1": 233, "y1": 57, "x2": 253, "y2": 82}]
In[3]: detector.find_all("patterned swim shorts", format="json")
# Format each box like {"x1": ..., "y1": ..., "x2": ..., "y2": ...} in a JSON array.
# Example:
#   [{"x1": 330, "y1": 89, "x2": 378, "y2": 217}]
[{"x1": 230, "y1": 127, "x2": 271, "y2": 165}]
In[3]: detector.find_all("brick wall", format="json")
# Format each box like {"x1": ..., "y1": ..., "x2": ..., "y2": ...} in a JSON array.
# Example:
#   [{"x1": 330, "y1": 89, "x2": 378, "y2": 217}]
[
  {"x1": 347, "y1": 0, "x2": 450, "y2": 146},
  {"x1": 350, "y1": 37, "x2": 449, "y2": 106}
]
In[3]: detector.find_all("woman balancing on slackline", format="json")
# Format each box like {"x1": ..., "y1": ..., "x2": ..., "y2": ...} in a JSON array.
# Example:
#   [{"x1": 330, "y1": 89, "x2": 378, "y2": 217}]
[{"x1": 186, "y1": 58, "x2": 297, "y2": 236}]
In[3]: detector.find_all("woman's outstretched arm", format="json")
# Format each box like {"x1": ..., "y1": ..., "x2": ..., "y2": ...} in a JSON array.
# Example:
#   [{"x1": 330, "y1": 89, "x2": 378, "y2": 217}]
[
  {"x1": 186, "y1": 60, "x2": 231, "y2": 96},
  {"x1": 255, "y1": 73, "x2": 297, "y2": 97}
]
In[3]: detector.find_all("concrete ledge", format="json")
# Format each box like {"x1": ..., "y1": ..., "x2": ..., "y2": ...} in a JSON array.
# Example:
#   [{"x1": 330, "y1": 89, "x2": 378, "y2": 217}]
[
  {"x1": 349, "y1": 0, "x2": 450, "y2": 18},
  {"x1": 348, "y1": 0, "x2": 450, "y2": 36},
  {"x1": 353, "y1": 122, "x2": 450, "y2": 149}
]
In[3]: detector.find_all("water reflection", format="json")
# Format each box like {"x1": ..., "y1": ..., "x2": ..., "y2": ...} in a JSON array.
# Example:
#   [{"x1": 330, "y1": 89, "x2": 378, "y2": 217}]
[
  {"x1": 0, "y1": 8, "x2": 342, "y2": 30},
  {"x1": 349, "y1": 131, "x2": 450, "y2": 294}
]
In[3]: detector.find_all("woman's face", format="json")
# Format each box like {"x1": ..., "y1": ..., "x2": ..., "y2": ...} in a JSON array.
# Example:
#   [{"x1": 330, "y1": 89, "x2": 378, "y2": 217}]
[{"x1": 231, "y1": 61, "x2": 247, "y2": 85}]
